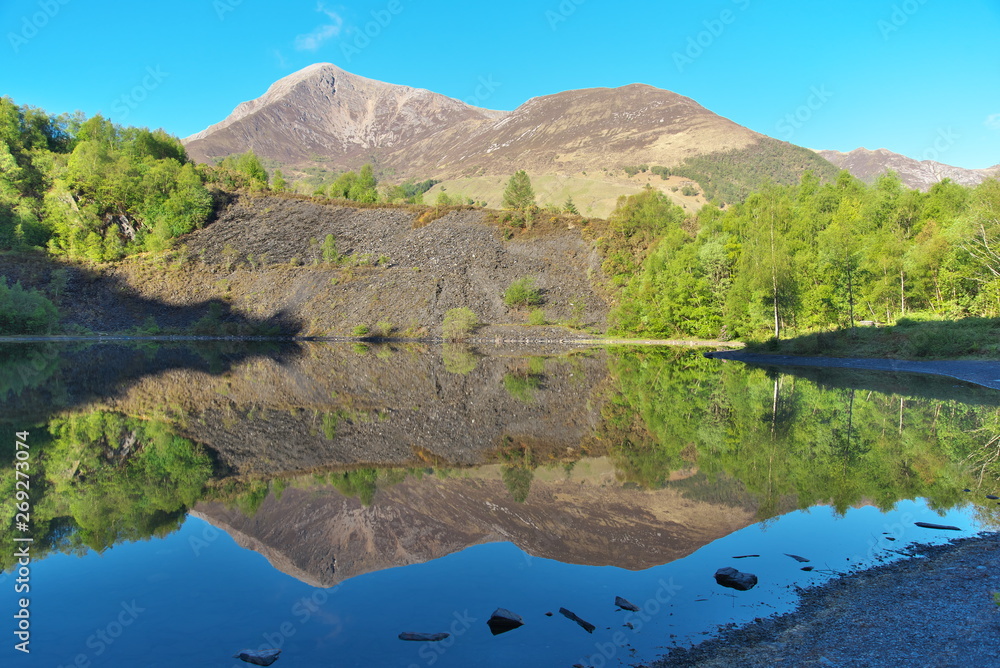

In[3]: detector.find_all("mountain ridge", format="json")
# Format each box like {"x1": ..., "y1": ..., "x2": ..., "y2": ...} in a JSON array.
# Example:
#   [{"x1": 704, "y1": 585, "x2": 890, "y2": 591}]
[
  {"x1": 181, "y1": 63, "x2": 831, "y2": 209},
  {"x1": 816, "y1": 147, "x2": 999, "y2": 191}
]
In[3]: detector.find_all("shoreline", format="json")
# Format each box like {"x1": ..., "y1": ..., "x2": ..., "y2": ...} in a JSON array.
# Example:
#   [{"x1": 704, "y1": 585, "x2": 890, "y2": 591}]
[
  {"x1": 709, "y1": 350, "x2": 1000, "y2": 391},
  {"x1": 0, "y1": 333, "x2": 743, "y2": 347},
  {"x1": 651, "y1": 531, "x2": 1000, "y2": 667}
]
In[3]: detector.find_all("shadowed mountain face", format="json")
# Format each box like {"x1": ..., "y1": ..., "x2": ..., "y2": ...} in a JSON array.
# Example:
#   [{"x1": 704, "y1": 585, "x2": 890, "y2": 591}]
[
  {"x1": 817, "y1": 147, "x2": 1000, "y2": 191},
  {"x1": 182, "y1": 63, "x2": 773, "y2": 179},
  {"x1": 192, "y1": 463, "x2": 759, "y2": 587}
]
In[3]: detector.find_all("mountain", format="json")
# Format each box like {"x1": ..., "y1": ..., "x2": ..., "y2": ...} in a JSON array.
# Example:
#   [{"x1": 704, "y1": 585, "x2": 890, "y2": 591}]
[
  {"x1": 183, "y1": 64, "x2": 838, "y2": 214},
  {"x1": 184, "y1": 63, "x2": 501, "y2": 168},
  {"x1": 183, "y1": 63, "x2": 762, "y2": 176},
  {"x1": 817, "y1": 147, "x2": 1000, "y2": 191}
]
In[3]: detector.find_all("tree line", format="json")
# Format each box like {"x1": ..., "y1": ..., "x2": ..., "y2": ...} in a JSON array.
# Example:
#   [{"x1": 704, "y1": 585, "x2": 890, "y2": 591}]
[{"x1": 608, "y1": 172, "x2": 1000, "y2": 340}]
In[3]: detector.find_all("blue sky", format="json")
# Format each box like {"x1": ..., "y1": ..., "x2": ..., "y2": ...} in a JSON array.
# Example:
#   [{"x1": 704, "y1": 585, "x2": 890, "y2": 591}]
[{"x1": 2, "y1": 0, "x2": 998, "y2": 168}]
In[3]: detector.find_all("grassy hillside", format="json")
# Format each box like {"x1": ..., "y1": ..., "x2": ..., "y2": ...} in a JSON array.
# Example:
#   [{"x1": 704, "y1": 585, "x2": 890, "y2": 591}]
[{"x1": 424, "y1": 172, "x2": 706, "y2": 218}]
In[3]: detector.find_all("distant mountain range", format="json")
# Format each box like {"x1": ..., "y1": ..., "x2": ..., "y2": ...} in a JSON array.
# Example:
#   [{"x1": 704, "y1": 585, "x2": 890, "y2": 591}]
[
  {"x1": 182, "y1": 64, "x2": 997, "y2": 209},
  {"x1": 816, "y1": 147, "x2": 1000, "y2": 191}
]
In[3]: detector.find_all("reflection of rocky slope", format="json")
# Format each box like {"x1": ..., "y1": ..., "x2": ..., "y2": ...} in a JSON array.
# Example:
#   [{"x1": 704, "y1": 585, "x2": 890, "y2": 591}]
[
  {"x1": 192, "y1": 460, "x2": 759, "y2": 587},
  {"x1": 101, "y1": 344, "x2": 611, "y2": 477}
]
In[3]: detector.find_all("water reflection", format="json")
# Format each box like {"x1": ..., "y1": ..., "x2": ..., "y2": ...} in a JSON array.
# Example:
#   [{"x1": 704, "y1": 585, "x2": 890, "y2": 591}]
[
  {"x1": 3, "y1": 341, "x2": 1000, "y2": 665},
  {"x1": 4, "y1": 342, "x2": 999, "y2": 576}
]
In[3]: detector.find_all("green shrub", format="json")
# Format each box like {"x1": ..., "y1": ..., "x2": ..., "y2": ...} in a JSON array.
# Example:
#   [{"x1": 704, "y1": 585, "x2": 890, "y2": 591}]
[
  {"x1": 442, "y1": 307, "x2": 479, "y2": 341},
  {"x1": 322, "y1": 234, "x2": 341, "y2": 264},
  {"x1": 503, "y1": 373, "x2": 542, "y2": 402},
  {"x1": 0, "y1": 281, "x2": 59, "y2": 334},
  {"x1": 501, "y1": 465, "x2": 533, "y2": 503},
  {"x1": 504, "y1": 277, "x2": 542, "y2": 308},
  {"x1": 375, "y1": 320, "x2": 393, "y2": 337},
  {"x1": 351, "y1": 324, "x2": 370, "y2": 337},
  {"x1": 443, "y1": 344, "x2": 478, "y2": 374},
  {"x1": 528, "y1": 308, "x2": 546, "y2": 325}
]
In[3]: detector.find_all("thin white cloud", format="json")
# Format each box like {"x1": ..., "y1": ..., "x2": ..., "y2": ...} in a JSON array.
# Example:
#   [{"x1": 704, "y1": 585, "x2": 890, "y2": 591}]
[
  {"x1": 273, "y1": 49, "x2": 288, "y2": 68},
  {"x1": 986, "y1": 113, "x2": 1000, "y2": 131},
  {"x1": 294, "y1": 3, "x2": 344, "y2": 51}
]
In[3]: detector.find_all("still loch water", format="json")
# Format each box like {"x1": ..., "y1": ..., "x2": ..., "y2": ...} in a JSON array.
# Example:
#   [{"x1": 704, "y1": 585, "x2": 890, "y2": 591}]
[{"x1": 1, "y1": 341, "x2": 996, "y2": 667}]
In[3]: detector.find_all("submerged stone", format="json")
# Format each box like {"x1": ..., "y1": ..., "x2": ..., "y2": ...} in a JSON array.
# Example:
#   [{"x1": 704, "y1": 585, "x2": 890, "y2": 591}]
[
  {"x1": 714, "y1": 567, "x2": 758, "y2": 591},
  {"x1": 914, "y1": 522, "x2": 961, "y2": 531},
  {"x1": 487, "y1": 608, "x2": 524, "y2": 635},
  {"x1": 399, "y1": 632, "x2": 450, "y2": 642},
  {"x1": 614, "y1": 596, "x2": 640, "y2": 612},
  {"x1": 559, "y1": 607, "x2": 596, "y2": 633},
  {"x1": 233, "y1": 648, "x2": 281, "y2": 666}
]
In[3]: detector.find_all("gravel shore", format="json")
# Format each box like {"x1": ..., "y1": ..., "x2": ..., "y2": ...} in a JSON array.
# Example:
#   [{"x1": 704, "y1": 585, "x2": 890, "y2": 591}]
[{"x1": 651, "y1": 532, "x2": 1000, "y2": 667}]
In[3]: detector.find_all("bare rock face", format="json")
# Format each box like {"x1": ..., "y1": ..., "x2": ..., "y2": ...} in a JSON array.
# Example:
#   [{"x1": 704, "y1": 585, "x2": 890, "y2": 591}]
[
  {"x1": 184, "y1": 63, "x2": 497, "y2": 168},
  {"x1": 816, "y1": 147, "x2": 999, "y2": 191}
]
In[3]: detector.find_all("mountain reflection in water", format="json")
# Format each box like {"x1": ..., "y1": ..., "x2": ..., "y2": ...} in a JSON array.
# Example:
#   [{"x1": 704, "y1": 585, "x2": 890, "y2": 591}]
[{"x1": 2, "y1": 341, "x2": 999, "y2": 666}]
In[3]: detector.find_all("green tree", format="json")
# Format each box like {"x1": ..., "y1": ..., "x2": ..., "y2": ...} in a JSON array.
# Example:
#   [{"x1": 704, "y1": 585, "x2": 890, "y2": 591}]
[
  {"x1": 0, "y1": 280, "x2": 59, "y2": 334},
  {"x1": 271, "y1": 169, "x2": 288, "y2": 192},
  {"x1": 221, "y1": 150, "x2": 268, "y2": 187},
  {"x1": 727, "y1": 186, "x2": 797, "y2": 338},
  {"x1": 502, "y1": 170, "x2": 535, "y2": 210}
]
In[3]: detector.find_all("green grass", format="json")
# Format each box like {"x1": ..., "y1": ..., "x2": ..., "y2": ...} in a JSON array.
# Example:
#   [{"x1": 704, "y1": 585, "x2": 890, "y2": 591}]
[{"x1": 745, "y1": 317, "x2": 1000, "y2": 360}]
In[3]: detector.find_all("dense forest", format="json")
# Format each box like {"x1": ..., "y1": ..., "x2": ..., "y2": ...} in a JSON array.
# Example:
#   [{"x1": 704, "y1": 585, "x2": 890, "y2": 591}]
[
  {"x1": 0, "y1": 96, "x2": 437, "y2": 262},
  {"x1": 0, "y1": 98, "x2": 217, "y2": 260},
  {"x1": 606, "y1": 172, "x2": 1000, "y2": 341}
]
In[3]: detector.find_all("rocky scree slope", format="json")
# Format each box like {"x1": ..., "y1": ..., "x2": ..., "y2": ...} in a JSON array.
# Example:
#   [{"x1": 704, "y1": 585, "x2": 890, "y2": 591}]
[{"x1": 174, "y1": 194, "x2": 610, "y2": 337}]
